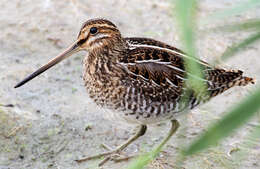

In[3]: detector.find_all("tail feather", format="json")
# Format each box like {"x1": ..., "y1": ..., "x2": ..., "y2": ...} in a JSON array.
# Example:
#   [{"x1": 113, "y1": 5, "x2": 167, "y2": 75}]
[
  {"x1": 186, "y1": 68, "x2": 255, "y2": 109},
  {"x1": 235, "y1": 76, "x2": 255, "y2": 86},
  {"x1": 206, "y1": 69, "x2": 255, "y2": 97}
]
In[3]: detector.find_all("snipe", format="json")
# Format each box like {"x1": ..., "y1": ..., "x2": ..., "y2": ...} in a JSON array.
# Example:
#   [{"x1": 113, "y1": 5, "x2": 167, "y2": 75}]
[{"x1": 15, "y1": 18, "x2": 255, "y2": 166}]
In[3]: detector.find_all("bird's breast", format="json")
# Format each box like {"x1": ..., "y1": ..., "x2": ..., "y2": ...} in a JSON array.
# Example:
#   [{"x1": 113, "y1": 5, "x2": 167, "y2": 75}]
[
  {"x1": 81, "y1": 55, "x2": 186, "y2": 124},
  {"x1": 82, "y1": 56, "x2": 126, "y2": 109}
]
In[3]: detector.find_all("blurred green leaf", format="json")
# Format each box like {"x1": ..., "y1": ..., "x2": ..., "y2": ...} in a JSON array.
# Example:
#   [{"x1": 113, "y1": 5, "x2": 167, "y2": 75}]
[
  {"x1": 205, "y1": 19, "x2": 260, "y2": 33},
  {"x1": 232, "y1": 124, "x2": 260, "y2": 162},
  {"x1": 128, "y1": 0, "x2": 203, "y2": 167},
  {"x1": 127, "y1": 151, "x2": 156, "y2": 169},
  {"x1": 201, "y1": 0, "x2": 260, "y2": 24},
  {"x1": 214, "y1": 31, "x2": 260, "y2": 64},
  {"x1": 184, "y1": 86, "x2": 260, "y2": 156},
  {"x1": 174, "y1": 0, "x2": 207, "y2": 95}
]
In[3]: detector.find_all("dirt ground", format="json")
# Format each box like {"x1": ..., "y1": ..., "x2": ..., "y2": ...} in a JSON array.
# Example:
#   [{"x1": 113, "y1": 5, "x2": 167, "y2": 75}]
[{"x1": 0, "y1": 0, "x2": 260, "y2": 169}]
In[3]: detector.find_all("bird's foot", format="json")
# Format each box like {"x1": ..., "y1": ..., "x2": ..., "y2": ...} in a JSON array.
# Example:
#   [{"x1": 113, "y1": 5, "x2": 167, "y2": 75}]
[
  {"x1": 75, "y1": 148, "x2": 134, "y2": 166},
  {"x1": 75, "y1": 125, "x2": 147, "y2": 166}
]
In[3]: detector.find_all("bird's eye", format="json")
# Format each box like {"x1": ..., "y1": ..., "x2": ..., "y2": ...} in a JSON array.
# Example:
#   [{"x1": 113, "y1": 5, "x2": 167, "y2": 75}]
[{"x1": 90, "y1": 27, "x2": 98, "y2": 35}]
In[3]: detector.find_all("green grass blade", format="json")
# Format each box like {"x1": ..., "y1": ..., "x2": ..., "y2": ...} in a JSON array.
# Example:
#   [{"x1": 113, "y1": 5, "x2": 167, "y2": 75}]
[
  {"x1": 201, "y1": 0, "x2": 260, "y2": 24},
  {"x1": 127, "y1": 1, "x2": 203, "y2": 168},
  {"x1": 184, "y1": 86, "x2": 260, "y2": 156},
  {"x1": 214, "y1": 32, "x2": 260, "y2": 64},
  {"x1": 127, "y1": 151, "x2": 158, "y2": 169},
  {"x1": 231, "y1": 124, "x2": 260, "y2": 164},
  {"x1": 174, "y1": 0, "x2": 207, "y2": 95},
  {"x1": 205, "y1": 19, "x2": 260, "y2": 33}
]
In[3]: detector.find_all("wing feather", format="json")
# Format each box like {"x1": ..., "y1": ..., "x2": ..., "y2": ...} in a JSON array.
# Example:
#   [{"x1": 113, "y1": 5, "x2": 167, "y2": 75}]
[{"x1": 116, "y1": 37, "x2": 254, "y2": 111}]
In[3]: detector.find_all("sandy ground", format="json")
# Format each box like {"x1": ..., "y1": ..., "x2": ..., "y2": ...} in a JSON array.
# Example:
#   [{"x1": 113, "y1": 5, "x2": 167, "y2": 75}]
[{"x1": 0, "y1": 0, "x2": 260, "y2": 169}]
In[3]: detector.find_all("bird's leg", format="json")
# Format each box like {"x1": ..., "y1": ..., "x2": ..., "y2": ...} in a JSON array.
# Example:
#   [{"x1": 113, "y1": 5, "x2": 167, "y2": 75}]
[
  {"x1": 75, "y1": 125, "x2": 147, "y2": 165},
  {"x1": 112, "y1": 119, "x2": 180, "y2": 162},
  {"x1": 154, "y1": 119, "x2": 179, "y2": 152},
  {"x1": 111, "y1": 125, "x2": 147, "y2": 153}
]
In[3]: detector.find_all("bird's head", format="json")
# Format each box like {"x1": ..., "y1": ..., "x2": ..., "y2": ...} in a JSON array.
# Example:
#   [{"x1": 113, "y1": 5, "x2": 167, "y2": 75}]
[
  {"x1": 14, "y1": 18, "x2": 122, "y2": 88},
  {"x1": 77, "y1": 18, "x2": 122, "y2": 51}
]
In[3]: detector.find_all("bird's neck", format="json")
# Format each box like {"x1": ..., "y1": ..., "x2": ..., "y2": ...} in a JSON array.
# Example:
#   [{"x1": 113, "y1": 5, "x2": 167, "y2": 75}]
[
  {"x1": 83, "y1": 38, "x2": 127, "y2": 79},
  {"x1": 89, "y1": 37, "x2": 127, "y2": 61}
]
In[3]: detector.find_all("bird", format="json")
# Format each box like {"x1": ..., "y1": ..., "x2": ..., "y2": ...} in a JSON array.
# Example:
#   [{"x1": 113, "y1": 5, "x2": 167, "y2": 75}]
[{"x1": 14, "y1": 18, "x2": 255, "y2": 166}]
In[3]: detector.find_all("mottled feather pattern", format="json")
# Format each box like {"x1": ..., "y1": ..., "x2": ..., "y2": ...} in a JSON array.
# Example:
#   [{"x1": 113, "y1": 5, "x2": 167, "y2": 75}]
[
  {"x1": 80, "y1": 20, "x2": 254, "y2": 124},
  {"x1": 14, "y1": 19, "x2": 255, "y2": 164}
]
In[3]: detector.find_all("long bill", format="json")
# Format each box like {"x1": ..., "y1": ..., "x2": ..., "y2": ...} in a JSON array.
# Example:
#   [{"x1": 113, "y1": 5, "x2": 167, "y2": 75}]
[{"x1": 14, "y1": 40, "x2": 81, "y2": 88}]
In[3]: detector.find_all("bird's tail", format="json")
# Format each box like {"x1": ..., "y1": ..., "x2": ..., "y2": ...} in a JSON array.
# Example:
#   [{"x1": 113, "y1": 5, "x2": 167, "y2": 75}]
[
  {"x1": 206, "y1": 69, "x2": 255, "y2": 97},
  {"x1": 234, "y1": 75, "x2": 255, "y2": 86}
]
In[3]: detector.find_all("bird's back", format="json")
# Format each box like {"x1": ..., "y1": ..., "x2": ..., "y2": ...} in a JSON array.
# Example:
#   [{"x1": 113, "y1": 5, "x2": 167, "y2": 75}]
[
  {"x1": 83, "y1": 36, "x2": 254, "y2": 124},
  {"x1": 111, "y1": 37, "x2": 254, "y2": 124}
]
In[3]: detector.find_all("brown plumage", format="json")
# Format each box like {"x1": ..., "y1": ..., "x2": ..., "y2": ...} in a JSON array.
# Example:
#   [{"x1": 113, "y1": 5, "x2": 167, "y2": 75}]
[{"x1": 14, "y1": 18, "x2": 255, "y2": 165}]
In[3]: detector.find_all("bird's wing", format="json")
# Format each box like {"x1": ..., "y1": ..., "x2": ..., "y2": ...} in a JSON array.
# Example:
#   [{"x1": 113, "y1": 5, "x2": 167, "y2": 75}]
[
  {"x1": 117, "y1": 37, "x2": 254, "y2": 110},
  {"x1": 120, "y1": 37, "x2": 213, "y2": 90}
]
